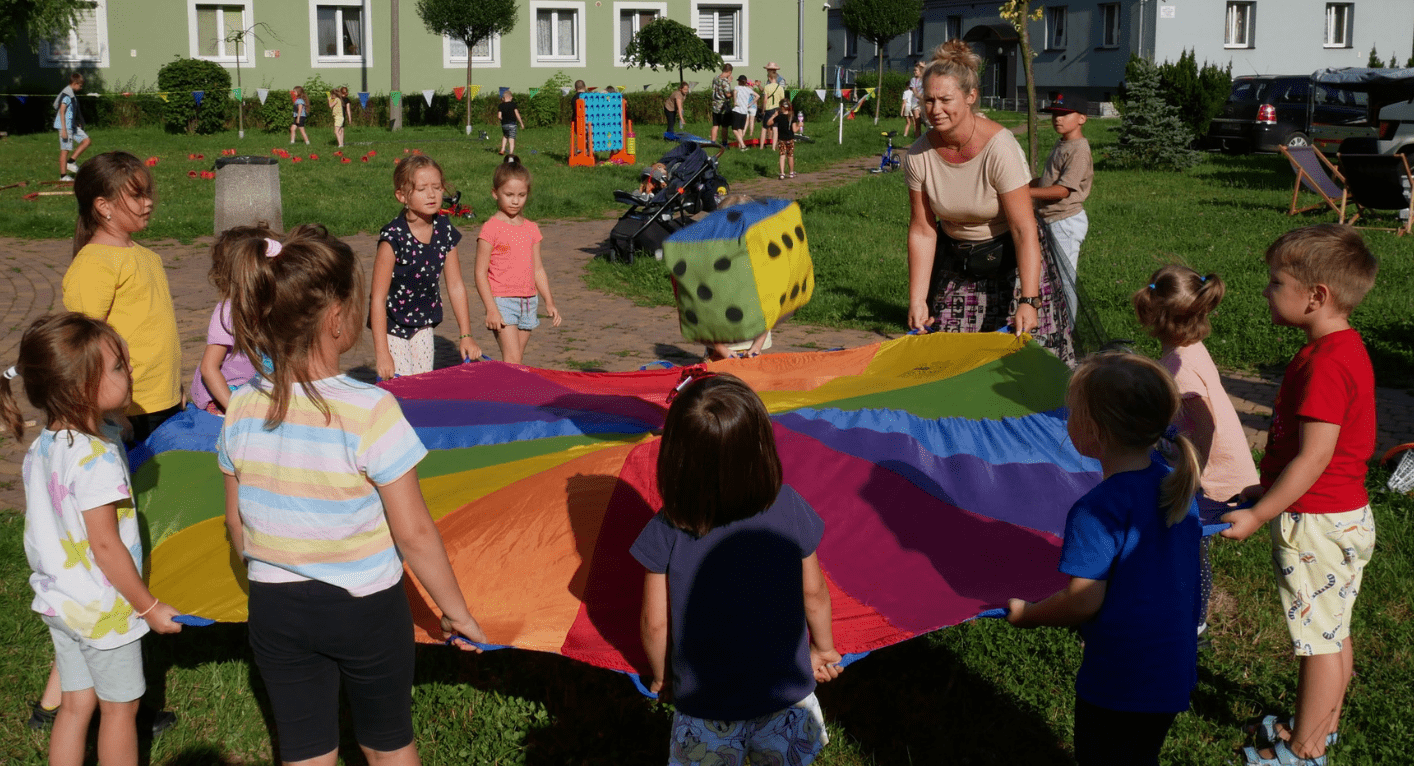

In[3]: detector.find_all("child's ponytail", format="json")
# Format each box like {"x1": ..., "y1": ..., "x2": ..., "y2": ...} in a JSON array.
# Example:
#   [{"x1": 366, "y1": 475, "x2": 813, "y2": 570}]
[
  {"x1": 1161, "y1": 433, "x2": 1202, "y2": 527},
  {"x1": 1132, "y1": 265, "x2": 1226, "y2": 347},
  {"x1": 1, "y1": 365, "x2": 24, "y2": 440}
]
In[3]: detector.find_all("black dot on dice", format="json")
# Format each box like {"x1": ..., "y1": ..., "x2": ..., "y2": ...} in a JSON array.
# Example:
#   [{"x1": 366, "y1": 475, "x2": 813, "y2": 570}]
[
  {"x1": 782, "y1": 233, "x2": 793, "y2": 249},
  {"x1": 795, "y1": 225, "x2": 805, "y2": 241},
  {"x1": 685, "y1": 310, "x2": 698, "y2": 324},
  {"x1": 768, "y1": 242, "x2": 782, "y2": 258},
  {"x1": 697, "y1": 284, "x2": 713, "y2": 301},
  {"x1": 726, "y1": 307, "x2": 743, "y2": 322},
  {"x1": 779, "y1": 294, "x2": 787, "y2": 305},
  {"x1": 673, "y1": 260, "x2": 687, "y2": 277},
  {"x1": 713, "y1": 257, "x2": 731, "y2": 271},
  {"x1": 727, "y1": 211, "x2": 742, "y2": 223},
  {"x1": 791, "y1": 285, "x2": 799, "y2": 299}
]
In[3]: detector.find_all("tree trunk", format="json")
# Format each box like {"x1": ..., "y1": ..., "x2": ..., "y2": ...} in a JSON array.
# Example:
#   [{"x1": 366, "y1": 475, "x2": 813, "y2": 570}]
[
  {"x1": 1019, "y1": 4, "x2": 1039, "y2": 174},
  {"x1": 390, "y1": 0, "x2": 401, "y2": 130},
  {"x1": 874, "y1": 42, "x2": 884, "y2": 125}
]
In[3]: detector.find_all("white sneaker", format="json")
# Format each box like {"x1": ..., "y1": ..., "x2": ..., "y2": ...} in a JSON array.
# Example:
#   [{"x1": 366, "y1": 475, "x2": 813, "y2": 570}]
[
  {"x1": 66, "y1": 161, "x2": 79, "y2": 173},
  {"x1": 59, "y1": 175, "x2": 74, "y2": 182}
]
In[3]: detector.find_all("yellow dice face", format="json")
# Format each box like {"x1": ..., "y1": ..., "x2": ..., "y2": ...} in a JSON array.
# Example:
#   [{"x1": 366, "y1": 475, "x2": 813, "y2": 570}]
[{"x1": 742, "y1": 201, "x2": 813, "y2": 326}]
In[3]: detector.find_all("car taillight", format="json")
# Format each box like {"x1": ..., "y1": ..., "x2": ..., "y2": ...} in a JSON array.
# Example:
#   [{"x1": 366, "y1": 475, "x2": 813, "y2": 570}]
[
  {"x1": 1379, "y1": 120, "x2": 1396, "y2": 140},
  {"x1": 1257, "y1": 105, "x2": 1276, "y2": 124}
]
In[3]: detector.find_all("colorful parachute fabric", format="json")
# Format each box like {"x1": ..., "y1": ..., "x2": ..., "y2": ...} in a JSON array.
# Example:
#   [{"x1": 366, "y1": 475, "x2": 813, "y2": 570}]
[{"x1": 134, "y1": 333, "x2": 1102, "y2": 684}]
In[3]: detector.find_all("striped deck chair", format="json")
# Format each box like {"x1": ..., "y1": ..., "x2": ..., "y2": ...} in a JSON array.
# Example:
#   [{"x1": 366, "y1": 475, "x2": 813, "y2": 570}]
[
  {"x1": 1338, "y1": 153, "x2": 1414, "y2": 236},
  {"x1": 1279, "y1": 145, "x2": 1348, "y2": 219}
]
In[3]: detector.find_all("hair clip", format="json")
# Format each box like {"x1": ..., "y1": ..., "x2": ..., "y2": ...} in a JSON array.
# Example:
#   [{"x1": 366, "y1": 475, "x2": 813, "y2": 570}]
[
  {"x1": 1148, "y1": 283, "x2": 1156, "y2": 290},
  {"x1": 1199, "y1": 275, "x2": 1208, "y2": 282},
  {"x1": 264, "y1": 238, "x2": 282, "y2": 258},
  {"x1": 3, "y1": 366, "x2": 17, "y2": 380},
  {"x1": 666, "y1": 364, "x2": 715, "y2": 403}
]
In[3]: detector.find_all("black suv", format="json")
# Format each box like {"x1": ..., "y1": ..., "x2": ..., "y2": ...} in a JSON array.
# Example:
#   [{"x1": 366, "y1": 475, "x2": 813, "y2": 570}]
[{"x1": 1206, "y1": 75, "x2": 1369, "y2": 153}]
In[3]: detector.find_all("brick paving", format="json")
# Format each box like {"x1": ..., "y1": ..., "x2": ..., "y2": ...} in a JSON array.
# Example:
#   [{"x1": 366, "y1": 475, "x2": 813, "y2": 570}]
[{"x1": 0, "y1": 154, "x2": 1410, "y2": 513}]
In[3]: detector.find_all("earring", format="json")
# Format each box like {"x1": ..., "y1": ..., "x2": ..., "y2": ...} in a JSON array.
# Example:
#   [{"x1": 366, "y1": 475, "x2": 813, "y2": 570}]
[
  {"x1": 105, "y1": 213, "x2": 111, "y2": 221},
  {"x1": 334, "y1": 328, "x2": 342, "y2": 338}
]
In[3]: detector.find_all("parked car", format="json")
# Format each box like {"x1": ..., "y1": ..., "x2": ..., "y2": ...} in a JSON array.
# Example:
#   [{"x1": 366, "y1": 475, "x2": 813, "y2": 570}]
[
  {"x1": 1206, "y1": 75, "x2": 1369, "y2": 153},
  {"x1": 1312, "y1": 67, "x2": 1414, "y2": 157}
]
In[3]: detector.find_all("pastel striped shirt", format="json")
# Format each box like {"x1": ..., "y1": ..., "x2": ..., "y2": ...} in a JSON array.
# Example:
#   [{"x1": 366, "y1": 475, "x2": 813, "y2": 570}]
[{"x1": 216, "y1": 375, "x2": 427, "y2": 596}]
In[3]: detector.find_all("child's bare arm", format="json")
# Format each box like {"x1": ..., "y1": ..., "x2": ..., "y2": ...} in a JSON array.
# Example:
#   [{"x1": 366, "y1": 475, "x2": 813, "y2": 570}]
[
  {"x1": 379, "y1": 467, "x2": 487, "y2": 650},
  {"x1": 442, "y1": 245, "x2": 482, "y2": 360},
  {"x1": 370, "y1": 241, "x2": 397, "y2": 379},
  {"x1": 1007, "y1": 575, "x2": 1106, "y2": 628},
  {"x1": 199, "y1": 344, "x2": 234, "y2": 411},
  {"x1": 84, "y1": 503, "x2": 182, "y2": 633},
  {"x1": 530, "y1": 241, "x2": 561, "y2": 326},
  {"x1": 640, "y1": 571, "x2": 669, "y2": 693},
  {"x1": 1029, "y1": 183, "x2": 1072, "y2": 202},
  {"x1": 515, "y1": 108, "x2": 525, "y2": 129},
  {"x1": 473, "y1": 238, "x2": 503, "y2": 331},
  {"x1": 1222, "y1": 420, "x2": 1339, "y2": 540},
  {"x1": 802, "y1": 553, "x2": 842, "y2": 681}
]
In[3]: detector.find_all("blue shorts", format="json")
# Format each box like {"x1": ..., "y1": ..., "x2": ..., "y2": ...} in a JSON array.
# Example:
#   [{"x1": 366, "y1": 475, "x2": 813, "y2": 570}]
[
  {"x1": 669, "y1": 693, "x2": 829, "y2": 765},
  {"x1": 495, "y1": 296, "x2": 540, "y2": 331}
]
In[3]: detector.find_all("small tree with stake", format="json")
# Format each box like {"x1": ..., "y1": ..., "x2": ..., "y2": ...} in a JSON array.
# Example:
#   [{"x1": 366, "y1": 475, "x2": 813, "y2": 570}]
[
  {"x1": 841, "y1": 0, "x2": 923, "y2": 125},
  {"x1": 416, "y1": 0, "x2": 517, "y2": 133},
  {"x1": 622, "y1": 18, "x2": 722, "y2": 86}
]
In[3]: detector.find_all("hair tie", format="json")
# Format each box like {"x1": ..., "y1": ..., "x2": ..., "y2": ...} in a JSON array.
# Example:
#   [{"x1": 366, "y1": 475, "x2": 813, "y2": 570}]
[
  {"x1": 1148, "y1": 283, "x2": 1156, "y2": 290},
  {"x1": 1199, "y1": 275, "x2": 1208, "y2": 283},
  {"x1": 264, "y1": 238, "x2": 282, "y2": 258},
  {"x1": 3, "y1": 366, "x2": 16, "y2": 380},
  {"x1": 666, "y1": 364, "x2": 716, "y2": 403},
  {"x1": 506, "y1": 156, "x2": 517, "y2": 164}
]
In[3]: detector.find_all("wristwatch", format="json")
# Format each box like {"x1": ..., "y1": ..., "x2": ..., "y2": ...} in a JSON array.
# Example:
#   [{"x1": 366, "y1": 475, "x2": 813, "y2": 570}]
[{"x1": 1017, "y1": 296, "x2": 1042, "y2": 308}]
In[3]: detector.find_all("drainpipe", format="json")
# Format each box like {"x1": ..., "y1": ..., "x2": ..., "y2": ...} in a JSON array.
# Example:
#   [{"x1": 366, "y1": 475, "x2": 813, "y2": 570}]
[{"x1": 798, "y1": 0, "x2": 805, "y2": 89}]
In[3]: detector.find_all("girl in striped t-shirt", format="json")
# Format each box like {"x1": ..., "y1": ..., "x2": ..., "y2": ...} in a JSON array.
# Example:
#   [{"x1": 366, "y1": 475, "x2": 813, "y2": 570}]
[{"x1": 217, "y1": 225, "x2": 486, "y2": 764}]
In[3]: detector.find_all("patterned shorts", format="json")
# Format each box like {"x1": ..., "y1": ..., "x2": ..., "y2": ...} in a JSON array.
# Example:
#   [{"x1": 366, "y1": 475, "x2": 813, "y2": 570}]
[
  {"x1": 502, "y1": 123, "x2": 518, "y2": 139},
  {"x1": 1271, "y1": 505, "x2": 1376, "y2": 656},
  {"x1": 778, "y1": 140, "x2": 796, "y2": 158},
  {"x1": 670, "y1": 693, "x2": 829, "y2": 766},
  {"x1": 387, "y1": 326, "x2": 435, "y2": 377}
]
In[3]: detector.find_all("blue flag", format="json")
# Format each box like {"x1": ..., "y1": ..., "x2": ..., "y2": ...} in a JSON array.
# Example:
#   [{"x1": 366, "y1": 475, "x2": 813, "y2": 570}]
[
  {"x1": 193, "y1": 90, "x2": 205, "y2": 106},
  {"x1": 358, "y1": 91, "x2": 370, "y2": 109}
]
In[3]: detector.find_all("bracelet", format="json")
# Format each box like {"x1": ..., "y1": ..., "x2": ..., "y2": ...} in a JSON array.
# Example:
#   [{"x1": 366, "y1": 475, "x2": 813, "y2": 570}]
[
  {"x1": 459, "y1": 334, "x2": 475, "y2": 339},
  {"x1": 135, "y1": 599, "x2": 159, "y2": 618}
]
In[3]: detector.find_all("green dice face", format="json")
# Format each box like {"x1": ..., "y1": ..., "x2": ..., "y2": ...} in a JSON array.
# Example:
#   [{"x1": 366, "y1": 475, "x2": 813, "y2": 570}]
[{"x1": 668, "y1": 238, "x2": 768, "y2": 343}]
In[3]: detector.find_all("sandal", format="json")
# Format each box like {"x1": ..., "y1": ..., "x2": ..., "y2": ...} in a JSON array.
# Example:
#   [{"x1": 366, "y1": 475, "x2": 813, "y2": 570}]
[
  {"x1": 1241, "y1": 739, "x2": 1326, "y2": 766},
  {"x1": 779, "y1": 173, "x2": 785, "y2": 180},
  {"x1": 1251, "y1": 715, "x2": 1338, "y2": 748},
  {"x1": 789, "y1": 172, "x2": 796, "y2": 178}
]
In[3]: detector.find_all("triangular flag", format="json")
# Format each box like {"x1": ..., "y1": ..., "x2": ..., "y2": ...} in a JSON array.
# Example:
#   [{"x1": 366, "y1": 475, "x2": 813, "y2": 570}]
[
  {"x1": 231, "y1": 87, "x2": 242, "y2": 100},
  {"x1": 560, "y1": 87, "x2": 571, "y2": 96},
  {"x1": 643, "y1": 84, "x2": 653, "y2": 91},
  {"x1": 15, "y1": 95, "x2": 25, "y2": 104},
  {"x1": 391, "y1": 91, "x2": 402, "y2": 106},
  {"x1": 788, "y1": 89, "x2": 798, "y2": 100},
  {"x1": 499, "y1": 87, "x2": 509, "y2": 97},
  {"x1": 193, "y1": 90, "x2": 205, "y2": 106},
  {"x1": 865, "y1": 88, "x2": 876, "y2": 99},
  {"x1": 257, "y1": 88, "x2": 269, "y2": 104},
  {"x1": 358, "y1": 92, "x2": 369, "y2": 109},
  {"x1": 815, "y1": 89, "x2": 826, "y2": 101},
  {"x1": 529, "y1": 88, "x2": 539, "y2": 97},
  {"x1": 842, "y1": 89, "x2": 852, "y2": 100},
  {"x1": 158, "y1": 93, "x2": 169, "y2": 102},
  {"x1": 422, "y1": 89, "x2": 434, "y2": 107},
  {"x1": 468, "y1": 85, "x2": 481, "y2": 99},
  {"x1": 453, "y1": 86, "x2": 465, "y2": 100}
]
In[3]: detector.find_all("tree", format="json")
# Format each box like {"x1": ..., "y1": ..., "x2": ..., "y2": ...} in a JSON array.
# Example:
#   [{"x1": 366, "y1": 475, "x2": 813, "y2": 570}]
[
  {"x1": 1107, "y1": 57, "x2": 1202, "y2": 171},
  {"x1": 999, "y1": 0, "x2": 1043, "y2": 173},
  {"x1": 622, "y1": 18, "x2": 722, "y2": 85},
  {"x1": 0, "y1": 0, "x2": 91, "y2": 51},
  {"x1": 1157, "y1": 49, "x2": 1231, "y2": 140},
  {"x1": 841, "y1": 0, "x2": 923, "y2": 125},
  {"x1": 1368, "y1": 46, "x2": 1383, "y2": 68},
  {"x1": 416, "y1": 0, "x2": 517, "y2": 132}
]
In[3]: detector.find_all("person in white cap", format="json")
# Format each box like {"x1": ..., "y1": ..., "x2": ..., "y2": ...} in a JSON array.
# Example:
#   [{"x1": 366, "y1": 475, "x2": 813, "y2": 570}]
[{"x1": 758, "y1": 63, "x2": 788, "y2": 151}]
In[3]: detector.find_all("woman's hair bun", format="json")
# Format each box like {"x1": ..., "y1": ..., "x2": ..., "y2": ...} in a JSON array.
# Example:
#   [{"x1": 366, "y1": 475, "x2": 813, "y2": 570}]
[{"x1": 931, "y1": 39, "x2": 980, "y2": 69}]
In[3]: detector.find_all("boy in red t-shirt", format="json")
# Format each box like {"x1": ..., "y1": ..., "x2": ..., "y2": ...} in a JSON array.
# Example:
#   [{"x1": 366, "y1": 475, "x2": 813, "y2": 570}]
[{"x1": 1222, "y1": 224, "x2": 1379, "y2": 766}]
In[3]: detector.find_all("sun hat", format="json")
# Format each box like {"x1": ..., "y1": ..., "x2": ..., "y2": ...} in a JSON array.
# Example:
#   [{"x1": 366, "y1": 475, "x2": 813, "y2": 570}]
[{"x1": 765, "y1": 62, "x2": 780, "y2": 70}]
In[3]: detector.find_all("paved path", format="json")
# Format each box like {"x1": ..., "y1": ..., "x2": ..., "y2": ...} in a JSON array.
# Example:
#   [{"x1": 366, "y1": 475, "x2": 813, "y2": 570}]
[{"x1": 1, "y1": 155, "x2": 1410, "y2": 512}]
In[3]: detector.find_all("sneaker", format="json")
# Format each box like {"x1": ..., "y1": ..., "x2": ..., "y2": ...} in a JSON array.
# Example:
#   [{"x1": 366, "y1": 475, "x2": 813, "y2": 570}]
[
  {"x1": 140, "y1": 707, "x2": 178, "y2": 737},
  {"x1": 66, "y1": 161, "x2": 79, "y2": 174},
  {"x1": 27, "y1": 700, "x2": 58, "y2": 730},
  {"x1": 59, "y1": 175, "x2": 74, "y2": 182}
]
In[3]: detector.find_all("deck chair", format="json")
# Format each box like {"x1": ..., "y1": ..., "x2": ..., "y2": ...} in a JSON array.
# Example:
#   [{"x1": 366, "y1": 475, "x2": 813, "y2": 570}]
[
  {"x1": 1337, "y1": 153, "x2": 1414, "y2": 236},
  {"x1": 1278, "y1": 145, "x2": 1348, "y2": 219}
]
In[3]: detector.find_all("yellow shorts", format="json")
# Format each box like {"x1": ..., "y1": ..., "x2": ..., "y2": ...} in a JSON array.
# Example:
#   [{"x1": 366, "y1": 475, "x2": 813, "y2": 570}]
[{"x1": 1271, "y1": 505, "x2": 1375, "y2": 656}]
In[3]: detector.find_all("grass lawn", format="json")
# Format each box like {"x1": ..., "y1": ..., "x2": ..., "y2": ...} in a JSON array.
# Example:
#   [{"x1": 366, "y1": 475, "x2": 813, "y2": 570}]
[{"x1": 586, "y1": 117, "x2": 1414, "y2": 389}]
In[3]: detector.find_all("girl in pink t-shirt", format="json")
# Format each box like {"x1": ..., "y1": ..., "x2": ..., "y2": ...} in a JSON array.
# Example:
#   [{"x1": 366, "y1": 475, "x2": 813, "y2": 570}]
[
  {"x1": 192, "y1": 225, "x2": 273, "y2": 414},
  {"x1": 474, "y1": 155, "x2": 561, "y2": 364}
]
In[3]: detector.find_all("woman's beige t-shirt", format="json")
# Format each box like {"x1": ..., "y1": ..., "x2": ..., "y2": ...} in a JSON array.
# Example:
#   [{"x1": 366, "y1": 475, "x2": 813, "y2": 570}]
[{"x1": 904, "y1": 127, "x2": 1032, "y2": 242}]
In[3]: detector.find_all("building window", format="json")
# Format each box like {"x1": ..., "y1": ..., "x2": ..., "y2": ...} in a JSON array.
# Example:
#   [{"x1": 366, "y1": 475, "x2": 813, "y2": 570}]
[
  {"x1": 43, "y1": 0, "x2": 108, "y2": 67},
  {"x1": 695, "y1": 3, "x2": 743, "y2": 62},
  {"x1": 845, "y1": 31, "x2": 858, "y2": 57},
  {"x1": 445, "y1": 32, "x2": 499, "y2": 68},
  {"x1": 1099, "y1": 4, "x2": 1120, "y2": 48},
  {"x1": 1324, "y1": 4, "x2": 1351, "y2": 48},
  {"x1": 910, "y1": 17, "x2": 924, "y2": 55},
  {"x1": 946, "y1": 15, "x2": 962, "y2": 41},
  {"x1": 530, "y1": 2, "x2": 584, "y2": 66},
  {"x1": 190, "y1": 2, "x2": 253, "y2": 63},
  {"x1": 309, "y1": 0, "x2": 370, "y2": 67},
  {"x1": 1046, "y1": 6, "x2": 1067, "y2": 50},
  {"x1": 1225, "y1": 2, "x2": 1254, "y2": 48},
  {"x1": 614, "y1": 2, "x2": 666, "y2": 65}
]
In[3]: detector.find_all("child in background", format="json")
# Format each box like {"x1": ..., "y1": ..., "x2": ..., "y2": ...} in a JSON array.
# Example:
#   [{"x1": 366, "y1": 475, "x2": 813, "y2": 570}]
[
  {"x1": 371, "y1": 155, "x2": 481, "y2": 379},
  {"x1": 192, "y1": 226, "x2": 275, "y2": 414},
  {"x1": 1030, "y1": 94, "x2": 1093, "y2": 322},
  {"x1": 55, "y1": 72, "x2": 90, "y2": 181},
  {"x1": 900, "y1": 78, "x2": 918, "y2": 138},
  {"x1": 633, "y1": 372, "x2": 841, "y2": 764},
  {"x1": 474, "y1": 155, "x2": 561, "y2": 365},
  {"x1": 2, "y1": 313, "x2": 183, "y2": 766},
  {"x1": 329, "y1": 86, "x2": 352, "y2": 147},
  {"x1": 289, "y1": 86, "x2": 310, "y2": 145},
  {"x1": 731, "y1": 75, "x2": 756, "y2": 150},
  {"x1": 498, "y1": 91, "x2": 525, "y2": 156},
  {"x1": 62, "y1": 152, "x2": 181, "y2": 447},
  {"x1": 773, "y1": 100, "x2": 797, "y2": 180},
  {"x1": 635, "y1": 163, "x2": 669, "y2": 202},
  {"x1": 1008, "y1": 352, "x2": 1201, "y2": 766},
  {"x1": 1221, "y1": 224, "x2": 1379, "y2": 766},
  {"x1": 221, "y1": 225, "x2": 487, "y2": 766}
]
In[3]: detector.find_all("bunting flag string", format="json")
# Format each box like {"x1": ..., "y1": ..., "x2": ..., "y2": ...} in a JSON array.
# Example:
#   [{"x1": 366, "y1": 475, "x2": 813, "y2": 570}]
[
  {"x1": 528, "y1": 88, "x2": 539, "y2": 97},
  {"x1": 15, "y1": 95, "x2": 25, "y2": 104},
  {"x1": 560, "y1": 86, "x2": 572, "y2": 96},
  {"x1": 391, "y1": 91, "x2": 402, "y2": 106},
  {"x1": 230, "y1": 87, "x2": 242, "y2": 100},
  {"x1": 358, "y1": 92, "x2": 370, "y2": 109},
  {"x1": 422, "y1": 89, "x2": 435, "y2": 107},
  {"x1": 453, "y1": 86, "x2": 465, "y2": 101},
  {"x1": 815, "y1": 89, "x2": 826, "y2": 102},
  {"x1": 257, "y1": 88, "x2": 269, "y2": 104},
  {"x1": 499, "y1": 86, "x2": 510, "y2": 97},
  {"x1": 789, "y1": 89, "x2": 799, "y2": 100},
  {"x1": 158, "y1": 94, "x2": 169, "y2": 102},
  {"x1": 864, "y1": 88, "x2": 876, "y2": 99},
  {"x1": 467, "y1": 85, "x2": 481, "y2": 100},
  {"x1": 842, "y1": 88, "x2": 852, "y2": 100},
  {"x1": 193, "y1": 91, "x2": 205, "y2": 106}
]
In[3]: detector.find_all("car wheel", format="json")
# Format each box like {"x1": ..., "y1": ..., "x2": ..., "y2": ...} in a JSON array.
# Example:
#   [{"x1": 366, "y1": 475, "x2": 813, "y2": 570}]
[{"x1": 1285, "y1": 132, "x2": 1310, "y2": 148}]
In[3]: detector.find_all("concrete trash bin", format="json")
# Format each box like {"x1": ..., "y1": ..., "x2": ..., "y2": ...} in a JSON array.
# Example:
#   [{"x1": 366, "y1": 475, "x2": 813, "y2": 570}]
[{"x1": 214, "y1": 155, "x2": 282, "y2": 235}]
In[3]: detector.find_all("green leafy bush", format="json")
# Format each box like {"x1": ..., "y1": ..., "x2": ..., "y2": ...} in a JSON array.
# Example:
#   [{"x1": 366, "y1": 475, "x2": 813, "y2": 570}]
[
  {"x1": 255, "y1": 88, "x2": 293, "y2": 132},
  {"x1": 156, "y1": 57, "x2": 232, "y2": 134},
  {"x1": 525, "y1": 72, "x2": 571, "y2": 128}
]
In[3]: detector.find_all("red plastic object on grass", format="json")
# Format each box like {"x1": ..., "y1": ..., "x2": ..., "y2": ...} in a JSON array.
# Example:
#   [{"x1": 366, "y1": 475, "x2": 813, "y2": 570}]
[
  {"x1": 200, "y1": 171, "x2": 215, "y2": 179},
  {"x1": 367, "y1": 150, "x2": 377, "y2": 157},
  {"x1": 187, "y1": 170, "x2": 199, "y2": 178},
  {"x1": 145, "y1": 157, "x2": 159, "y2": 166},
  {"x1": 309, "y1": 154, "x2": 319, "y2": 160},
  {"x1": 341, "y1": 157, "x2": 352, "y2": 164},
  {"x1": 361, "y1": 156, "x2": 369, "y2": 163}
]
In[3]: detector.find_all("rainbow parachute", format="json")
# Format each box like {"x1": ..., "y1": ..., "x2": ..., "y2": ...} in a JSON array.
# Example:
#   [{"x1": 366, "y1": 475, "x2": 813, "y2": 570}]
[{"x1": 134, "y1": 334, "x2": 1101, "y2": 683}]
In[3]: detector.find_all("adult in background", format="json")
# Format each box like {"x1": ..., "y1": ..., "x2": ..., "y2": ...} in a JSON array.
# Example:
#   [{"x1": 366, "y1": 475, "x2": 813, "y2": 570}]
[
  {"x1": 709, "y1": 63, "x2": 734, "y2": 145},
  {"x1": 758, "y1": 63, "x2": 787, "y2": 151},
  {"x1": 664, "y1": 82, "x2": 688, "y2": 131},
  {"x1": 904, "y1": 40, "x2": 1074, "y2": 365}
]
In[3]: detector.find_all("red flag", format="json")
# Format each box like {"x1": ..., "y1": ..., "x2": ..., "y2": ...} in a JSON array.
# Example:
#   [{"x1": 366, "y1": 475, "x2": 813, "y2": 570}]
[{"x1": 454, "y1": 87, "x2": 465, "y2": 101}]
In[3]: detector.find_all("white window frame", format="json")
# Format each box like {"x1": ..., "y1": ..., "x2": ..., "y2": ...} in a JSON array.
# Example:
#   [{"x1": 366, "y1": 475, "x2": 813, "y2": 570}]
[
  {"x1": 691, "y1": 1, "x2": 748, "y2": 66},
  {"x1": 529, "y1": 1, "x2": 586, "y2": 67},
  {"x1": 946, "y1": 15, "x2": 962, "y2": 41},
  {"x1": 1323, "y1": 3, "x2": 1352, "y2": 48},
  {"x1": 1046, "y1": 6, "x2": 1067, "y2": 51},
  {"x1": 308, "y1": 0, "x2": 374, "y2": 68},
  {"x1": 41, "y1": 0, "x2": 109, "y2": 68},
  {"x1": 1099, "y1": 3, "x2": 1120, "y2": 48},
  {"x1": 1225, "y1": 2, "x2": 1254, "y2": 49},
  {"x1": 443, "y1": 32, "x2": 499, "y2": 69},
  {"x1": 188, "y1": 1, "x2": 255, "y2": 65},
  {"x1": 614, "y1": 2, "x2": 668, "y2": 67}
]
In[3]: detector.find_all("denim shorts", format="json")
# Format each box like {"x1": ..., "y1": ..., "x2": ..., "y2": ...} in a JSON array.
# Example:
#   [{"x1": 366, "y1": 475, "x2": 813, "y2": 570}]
[
  {"x1": 59, "y1": 126, "x2": 88, "y2": 151},
  {"x1": 495, "y1": 296, "x2": 540, "y2": 330},
  {"x1": 669, "y1": 693, "x2": 829, "y2": 766},
  {"x1": 502, "y1": 123, "x2": 518, "y2": 139}
]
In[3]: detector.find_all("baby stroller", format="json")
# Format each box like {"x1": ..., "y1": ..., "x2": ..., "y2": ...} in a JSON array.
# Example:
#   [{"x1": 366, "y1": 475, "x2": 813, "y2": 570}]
[{"x1": 608, "y1": 140, "x2": 730, "y2": 263}]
